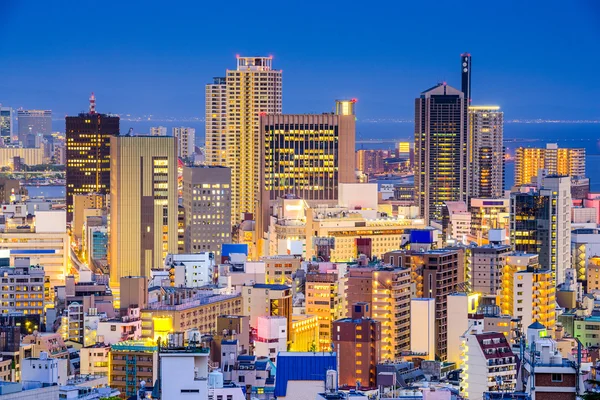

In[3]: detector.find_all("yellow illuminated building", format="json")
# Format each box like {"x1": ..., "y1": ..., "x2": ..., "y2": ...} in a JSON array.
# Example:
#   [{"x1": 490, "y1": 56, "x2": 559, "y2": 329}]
[
  {"x1": 306, "y1": 273, "x2": 342, "y2": 351},
  {"x1": 205, "y1": 56, "x2": 282, "y2": 225},
  {"x1": 499, "y1": 253, "x2": 539, "y2": 316},
  {"x1": 515, "y1": 144, "x2": 585, "y2": 186},
  {"x1": 262, "y1": 255, "x2": 302, "y2": 285},
  {"x1": 109, "y1": 136, "x2": 178, "y2": 294},
  {"x1": 587, "y1": 257, "x2": 600, "y2": 292},
  {"x1": 290, "y1": 314, "x2": 319, "y2": 352},
  {"x1": 512, "y1": 268, "x2": 556, "y2": 332}
]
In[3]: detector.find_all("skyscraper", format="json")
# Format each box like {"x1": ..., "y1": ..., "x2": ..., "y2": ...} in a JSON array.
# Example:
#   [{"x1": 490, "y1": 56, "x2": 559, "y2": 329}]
[
  {"x1": 415, "y1": 83, "x2": 468, "y2": 223},
  {"x1": 109, "y1": 135, "x2": 178, "y2": 292},
  {"x1": 205, "y1": 56, "x2": 282, "y2": 224},
  {"x1": 0, "y1": 107, "x2": 14, "y2": 144},
  {"x1": 17, "y1": 110, "x2": 52, "y2": 144},
  {"x1": 515, "y1": 143, "x2": 585, "y2": 186},
  {"x1": 205, "y1": 77, "x2": 227, "y2": 166},
  {"x1": 260, "y1": 100, "x2": 356, "y2": 202},
  {"x1": 66, "y1": 94, "x2": 119, "y2": 221},
  {"x1": 172, "y1": 127, "x2": 195, "y2": 159},
  {"x1": 510, "y1": 175, "x2": 571, "y2": 284},
  {"x1": 461, "y1": 53, "x2": 472, "y2": 104},
  {"x1": 469, "y1": 106, "x2": 504, "y2": 198},
  {"x1": 182, "y1": 165, "x2": 231, "y2": 257}
]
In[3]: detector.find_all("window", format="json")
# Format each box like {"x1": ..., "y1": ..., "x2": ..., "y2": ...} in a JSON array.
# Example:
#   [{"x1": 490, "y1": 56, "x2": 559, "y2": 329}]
[
  {"x1": 239, "y1": 376, "x2": 245, "y2": 383},
  {"x1": 551, "y1": 373, "x2": 562, "y2": 382}
]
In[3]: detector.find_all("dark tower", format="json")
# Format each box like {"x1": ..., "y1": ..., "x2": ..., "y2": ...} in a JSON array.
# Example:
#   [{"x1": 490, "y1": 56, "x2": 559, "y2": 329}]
[
  {"x1": 65, "y1": 94, "x2": 119, "y2": 221},
  {"x1": 461, "y1": 53, "x2": 471, "y2": 103}
]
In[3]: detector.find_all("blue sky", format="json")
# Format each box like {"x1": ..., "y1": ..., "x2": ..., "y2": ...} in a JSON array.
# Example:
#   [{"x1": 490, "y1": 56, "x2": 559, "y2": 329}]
[{"x1": 1, "y1": 0, "x2": 599, "y2": 120}]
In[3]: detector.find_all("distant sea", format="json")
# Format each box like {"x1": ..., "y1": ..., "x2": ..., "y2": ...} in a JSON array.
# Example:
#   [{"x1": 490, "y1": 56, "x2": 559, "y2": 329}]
[{"x1": 51, "y1": 120, "x2": 600, "y2": 191}]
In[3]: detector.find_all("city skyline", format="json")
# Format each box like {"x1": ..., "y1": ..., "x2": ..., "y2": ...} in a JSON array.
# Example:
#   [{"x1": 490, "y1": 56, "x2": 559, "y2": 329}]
[{"x1": 1, "y1": 1, "x2": 599, "y2": 121}]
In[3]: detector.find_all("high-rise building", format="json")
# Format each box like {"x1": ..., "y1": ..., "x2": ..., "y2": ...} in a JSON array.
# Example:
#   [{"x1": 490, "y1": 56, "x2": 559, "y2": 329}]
[
  {"x1": 510, "y1": 176, "x2": 571, "y2": 284},
  {"x1": 333, "y1": 302, "x2": 381, "y2": 388},
  {"x1": 260, "y1": 101, "x2": 356, "y2": 203},
  {"x1": 65, "y1": 94, "x2": 119, "y2": 221},
  {"x1": 356, "y1": 149, "x2": 385, "y2": 175},
  {"x1": 469, "y1": 106, "x2": 504, "y2": 198},
  {"x1": 461, "y1": 53, "x2": 472, "y2": 104},
  {"x1": 469, "y1": 244, "x2": 512, "y2": 295},
  {"x1": 205, "y1": 77, "x2": 227, "y2": 166},
  {"x1": 415, "y1": 83, "x2": 468, "y2": 223},
  {"x1": 306, "y1": 271, "x2": 344, "y2": 352},
  {"x1": 109, "y1": 135, "x2": 178, "y2": 292},
  {"x1": 513, "y1": 268, "x2": 556, "y2": 330},
  {"x1": 149, "y1": 126, "x2": 167, "y2": 136},
  {"x1": 182, "y1": 165, "x2": 231, "y2": 257},
  {"x1": 17, "y1": 110, "x2": 52, "y2": 144},
  {"x1": 173, "y1": 127, "x2": 195, "y2": 159},
  {"x1": 205, "y1": 57, "x2": 282, "y2": 224},
  {"x1": 0, "y1": 107, "x2": 14, "y2": 144},
  {"x1": 499, "y1": 252, "x2": 539, "y2": 316},
  {"x1": 515, "y1": 143, "x2": 585, "y2": 186}
]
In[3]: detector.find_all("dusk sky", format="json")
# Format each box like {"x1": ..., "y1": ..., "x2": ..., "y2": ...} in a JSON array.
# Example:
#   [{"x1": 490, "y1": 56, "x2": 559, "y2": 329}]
[{"x1": 1, "y1": 0, "x2": 599, "y2": 120}]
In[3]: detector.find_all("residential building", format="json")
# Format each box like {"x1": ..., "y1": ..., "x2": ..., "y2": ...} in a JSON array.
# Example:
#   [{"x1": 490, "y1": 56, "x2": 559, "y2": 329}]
[
  {"x1": 469, "y1": 106, "x2": 504, "y2": 199},
  {"x1": 442, "y1": 201, "x2": 471, "y2": 243},
  {"x1": 410, "y1": 298, "x2": 435, "y2": 360},
  {"x1": 163, "y1": 252, "x2": 215, "y2": 288},
  {"x1": 510, "y1": 176, "x2": 571, "y2": 284},
  {"x1": 392, "y1": 248, "x2": 464, "y2": 361},
  {"x1": 446, "y1": 293, "x2": 481, "y2": 364},
  {"x1": 345, "y1": 264, "x2": 412, "y2": 361},
  {"x1": 97, "y1": 307, "x2": 142, "y2": 345},
  {"x1": 241, "y1": 284, "x2": 292, "y2": 340},
  {"x1": 254, "y1": 316, "x2": 287, "y2": 362},
  {"x1": 21, "y1": 353, "x2": 68, "y2": 386},
  {"x1": 333, "y1": 302, "x2": 381, "y2": 388},
  {"x1": 204, "y1": 77, "x2": 227, "y2": 165},
  {"x1": 17, "y1": 110, "x2": 52, "y2": 143},
  {"x1": 499, "y1": 252, "x2": 539, "y2": 316},
  {"x1": 572, "y1": 229, "x2": 600, "y2": 285},
  {"x1": 109, "y1": 340, "x2": 158, "y2": 398},
  {"x1": 0, "y1": 107, "x2": 14, "y2": 144},
  {"x1": 79, "y1": 343, "x2": 110, "y2": 376},
  {"x1": 172, "y1": 127, "x2": 195, "y2": 159},
  {"x1": 149, "y1": 126, "x2": 166, "y2": 136},
  {"x1": 356, "y1": 149, "x2": 385, "y2": 175},
  {"x1": 306, "y1": 272, "x2": 342, "y2": 351},
  {"x1": 65, "y1": 94, "x2": 119, "y2": 221},
  {"x1": 141, "y1": 292, "x2": 242, "y2": 339},
  {"x1": 177, "y1": 205, "x2": 185, "y2": 253},
  {"x1": 470, "y1": 244, "x2": 512, "y2": 295},
  {"x1": 262, "y1": 255, "x2": 302, "y2": 285},
  {"x1": 515, "y1": 143, "x2": 585, "y2": 186},
  {"x1": 182, "y1": 165, "x2": 231, "y2": 256},
  {"x1": 514, "y1": 268, "x2": 556, "y2": 331},
  {"x1": 415, "y1": 83, "x2": 468, "y2": 223},
  {"x1": 586, "y1": 257, "x2": 600, "y2": 292},
  {"x1": 109, "y1": 135, "x2": 178, "y2": 295},
  {"x1": 460, "y1": 328, "x2": 517, "y2": 400},
  {"x1": 0, "y1": 260, "x2": 45, "y2": 317}
]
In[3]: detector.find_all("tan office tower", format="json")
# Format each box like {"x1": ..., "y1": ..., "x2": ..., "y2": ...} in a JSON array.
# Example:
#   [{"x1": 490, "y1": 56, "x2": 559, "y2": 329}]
[
  {"x1": 205, "y1": 57, "x2": 282, "y2": 225},
  {"x1": 469, "y1": 106, "x2": 504, "y2": 198},
  {"x1": 515, "y1": 143, "x2": 585, "y2": 186},
  {"x1": 109, "y1": 135, "x2": 178, "y2": 294}
]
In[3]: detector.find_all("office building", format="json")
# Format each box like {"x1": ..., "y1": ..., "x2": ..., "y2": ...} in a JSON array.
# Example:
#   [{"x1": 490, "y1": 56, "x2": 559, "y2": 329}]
[
  {"x1": 290, "y1": 314, "x2": 319, "y2": 352},
  {"x1": 470, "y1": 198, "x2": 510, "y2": 242},
  {"x1": 442, "y1": 201, "x2": 471, "y2": 243},
  {"x1": 0, "y1": 147, "x2": 44, "y2": 167},
  {"x1": 515, "y1": 143, "x2": 585, "y2": 186},
  {"x1": 356, "y1": 149, "x2": 385, "y2": 175},
  {"x1": 306, "y1": 271, "x2": 343, "y2": 351},
  {"x1": 333, "y1": 302, "x2": 381, "y2": 388},
  {"x1": 109, "y1": 135, "x2": 178, "y2": 292},
  {"x1": 261, "y1": 101, "x2": 356, "y2": 203},
  {"x1": 0, "y1": 260, "x2": 45, "y2": 316},
  {"x1": 205, "y1": 56, "x2": 282, "y2": 224},
  {"x1": 71, "y1": 193, "x2": 104, "y2": 241},
  {"x1": 262, "y1": 255, "x2": 302, "y2": 285},
  {"x1": 345, "y1": 265, "x2": 412, "y2": 361},
  {"x1": 415, "y1": 83, "x2": 468, "y2": 223},
  {"x1": 510, "y1": 176, "x2": 571, "y2": 284},
  {"x1": 163, "y1": 252, "x2": 215, "y2": 288},
  {"x1": 65, "y1": 94, "x2": 119, "y2": 221},
  {"x1": 410, "y1": 298, "x2": 436, "y2": 360},
  {"x1": 149, "y1": 126, "x2": 167, "y2": 136},
  {"x1": 0, "y1": 107, "x2": 14, "y2": 144},
  {"x1": 17, "y1": 110, "x2": 52, "y2": 143},
  {"x1": 182, "y1": 165, "x2": 231, "y2": 256},
  {"x1": 173, "y1": 127, "x2": 195, "y2": 159},
  {"x1": 470, "y1": 244, "x2": 512, "y2": 295},
  {"x1": 469, "y1": 106, "x2": 504, "y2": 198}
]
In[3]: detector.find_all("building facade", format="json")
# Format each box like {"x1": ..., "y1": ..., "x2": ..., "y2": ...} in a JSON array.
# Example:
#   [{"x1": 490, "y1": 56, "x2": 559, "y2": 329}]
[
  {"x1": 0, "y1": 107, "x2": 14, "y2": 144},
  {"x1": 173, "y1": 127, "x2": 195, "y2": 159},
  {"x1": 65, "y1": 96, "x2": 119, "y2": 221},
  {"x1": 469, "y1": 106, "x2": 504, "y2": 199},
  {"x1": 17, "y1": 110, "x2": 52, "y2": 143},
  {"x1": 205, "y1": 56, "x2": 282, "y2": 224},
  {"x1": 515, "y1": 143, "x2": 585, "y2": 186},
  {"x1": 109, "y1": 136, "x2": 178, "y2": 292},
  {"x1": 415, "y1": 83, "x2": 468, "y2": 223}
]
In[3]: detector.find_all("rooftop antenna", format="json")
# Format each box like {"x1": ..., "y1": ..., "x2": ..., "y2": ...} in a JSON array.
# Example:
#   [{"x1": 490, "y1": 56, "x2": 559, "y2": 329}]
[{"x1": 89, "y1": 92, "x2": 96, "y2": 114}]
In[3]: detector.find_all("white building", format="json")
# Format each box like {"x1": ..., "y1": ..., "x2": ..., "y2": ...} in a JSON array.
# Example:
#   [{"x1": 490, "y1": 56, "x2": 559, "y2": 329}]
[
  {"x1": 79, "y1": 344, "x2": 110, "y2": 376},
  {"x1": 149, "y1": 126, "x2": 167, "y2": 136},
  {"x1": 460, "y1": 327, "x2": 517, "y2": 399},
  {"x1": 443, "y1": 201, "x2": 471, "y2": 244},
  {"x1": 410, "y1": 298, "x2": 435, "y2": 360},
  {"x1": 446, "y1": 293, "x2": 480, "y2": 365},
  {"x1": 514, "y1": 269, "x2": 556, "y2": 332},
  {"x1": 163, "y1": 252, "x2": 215, "y2": 288},
  {"x1": 254, "y1": 316, "x2": 287, "y2": 361},
  {"x1": 21, "y1": 352, "x2": 68, "y2": 386},
  {"x1": 173, "y1": 127, "x2": 195, "y2": 159},
  {"x1": 97, "y1": 307, "x2": 142, "y2": 345}
]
